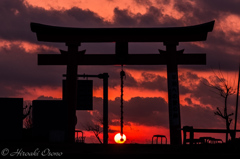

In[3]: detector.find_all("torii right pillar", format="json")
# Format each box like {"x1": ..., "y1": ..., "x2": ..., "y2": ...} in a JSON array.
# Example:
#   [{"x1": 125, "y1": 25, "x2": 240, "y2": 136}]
[{"x1": 165, "y1": 42, "x2": 182, "y2": 145}]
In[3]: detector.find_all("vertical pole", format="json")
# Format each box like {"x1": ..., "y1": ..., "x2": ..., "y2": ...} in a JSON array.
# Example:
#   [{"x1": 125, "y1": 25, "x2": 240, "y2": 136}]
[
  {"x1": 103, "y1": 73, "x2": 109, "y2": 144},
  {"x1": 65, "y1": 42, "x2": 79, "y2": 143},
  {"x1": 165, "y1": 42, "x2": 182, "y2": 145},
  {"x1": 120, "y1": 70, "x2": 125, "y2": 136},
  {"x1": 190, "y1": 128, "x2": 194, "y2": 145},
  {"x1": 183, "y1": 126, "x2": 187, "y2": 145},
  {"x1": 234, "y1": 64, "x2": 240, "y2": 138}
]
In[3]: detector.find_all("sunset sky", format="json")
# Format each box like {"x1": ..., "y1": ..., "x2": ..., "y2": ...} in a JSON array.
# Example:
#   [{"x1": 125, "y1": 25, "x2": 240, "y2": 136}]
[{"x1": 1, "y1": 0, "x2": 240, "y2": 144}]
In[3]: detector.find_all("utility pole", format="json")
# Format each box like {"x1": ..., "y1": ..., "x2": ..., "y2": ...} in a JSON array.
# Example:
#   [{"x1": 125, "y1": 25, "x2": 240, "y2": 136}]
[{"x1": 234, "y1": 64, "x2": 240, "y2": 138}]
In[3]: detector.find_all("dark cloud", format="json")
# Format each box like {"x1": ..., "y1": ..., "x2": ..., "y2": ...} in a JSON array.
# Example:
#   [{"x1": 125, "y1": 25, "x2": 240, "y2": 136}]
[
  {"x1": 181, "y1": 104, "x2": 224, "y2": 128},
  {"x1": 89, "y1": 96, "x2": 169, "y2": 127},
  {"x1": 155, "y1": 0, "x2": 171, "y2": 5},
  {"x1": 136, "y1": 6, "x2": 164, "y2": 26},
  {"x1": 172, "y1": 0, "x2": 240, "y2": 72},
  {"x1": 0, "y1": 0, "x2": 238, "y2": 73},
  {"x1": 0, "y1": 0, "x2": 108, "y2": 43},
  {"x1": 112, "y1": 8, "x2": 137, "y2": 26},
  {"x1": 0, "y1": 0, "x2": 34, "y2": 41},
  {"x1": 36, "y1": 95, "x2": 61, "y2": 100},
  {"x1": 205, "y1": 45, "x2": 239, "y2": 72},
  {"x1": 81, "y1": 95, "x2": 227, "y2": 130},
  {"x1": 107, "y1": 97, "x2": 169, "y2": 127},
  {"x1": 184, "y1": 98, "x2": 192, "y2": 105},
  {"x1": 0, "y1": 0, "x2": 239, "y2": 134},
  {"x1": 124, "y1": 97, "x2": 169, "y2": 127},
  {"x1": 179, "y1": 72, "x2": 235, "y2": 129},
  {"x1": 91, "y1": 70, "x2": 167, "y2": 91},
  {"x1": 197, "y1": 0, "x2": 240, "y2": 15},
  {"x1": 179, "y1": 72, "x2": 201, "y2": 94},
  {"x1": 127, "y1": 71, "x2": 194, "y2": 94},
  {"x1": 179, "y1": 71, "x2": 238, "y2": 117},
  {"x1": 134, "y1": 0, "x2": 153, "y2": 6},
  {"x1": 138, "y1": 72, "x2": 168, "y2": 92},
  {"x1": 180, "y1": 72, "x2": 222, "y2": 107},
  {"x1": 0, "y1": 83, "x2": 21, "y2": 97},
  {"x1": 0, "y1": 44, "x2": 64, "y2": 89},
  {"x1": 112, "y1": 5, "x2": 180, "y2": 27},
  {"x1": 65, "y1": 7, "x2": 107, "y2": 26},
  {"x1": 0, "y1": 0, "x2": 237, "y2": 86},
  {"x1": 173, "y1": 0, "x2": 219, "y2": 24}
]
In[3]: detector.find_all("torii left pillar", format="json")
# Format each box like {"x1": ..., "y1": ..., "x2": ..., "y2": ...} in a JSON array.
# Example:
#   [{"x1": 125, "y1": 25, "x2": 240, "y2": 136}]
[{"x1": 65, "y1": 42, "x2": 80, "y2": 143}]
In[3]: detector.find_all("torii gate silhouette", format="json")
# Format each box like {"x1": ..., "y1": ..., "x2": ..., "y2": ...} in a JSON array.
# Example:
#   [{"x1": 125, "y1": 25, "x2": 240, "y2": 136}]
[{"x1": 31, "y1": 21, "x2": 214, "y2": 145}]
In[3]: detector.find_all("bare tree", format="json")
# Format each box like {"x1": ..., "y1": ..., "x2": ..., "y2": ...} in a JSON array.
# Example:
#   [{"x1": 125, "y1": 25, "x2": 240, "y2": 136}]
[
  {"x1": 82, "y1": 116, "x2": 103, "y2": 144},
  {"x1": 206, "y1": 69, "x2": 236, "y2": 142},
  {"x1": 23, "y1": 105, "x2": 33, "y2": 129},
  {"x1": 23, "y1": 105, "x2": 32, "y2": 120}
]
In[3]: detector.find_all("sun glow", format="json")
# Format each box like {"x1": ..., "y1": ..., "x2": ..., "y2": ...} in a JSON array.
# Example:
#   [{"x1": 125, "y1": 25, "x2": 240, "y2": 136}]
[{"x1": 114, "y1": 133, "x2": 126, "y2": 144}]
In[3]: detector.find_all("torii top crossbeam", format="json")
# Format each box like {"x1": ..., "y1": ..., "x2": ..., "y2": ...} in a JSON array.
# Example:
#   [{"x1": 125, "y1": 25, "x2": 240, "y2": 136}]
[
  {"x1": 31, "y1": 21, "x2": 214, "y2": 43},
  {"x1": 31, "y1": 21, "x2": 214, "y2": 66}
]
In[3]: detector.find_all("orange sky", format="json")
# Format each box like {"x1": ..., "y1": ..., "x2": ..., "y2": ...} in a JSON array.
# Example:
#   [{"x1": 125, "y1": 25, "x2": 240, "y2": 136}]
[
  {"x1": 16, "y1": 69, "x2": 238, "y2": 102},
  {"x1": 23, "y1": 0, "x2": 186, "y2": 22},
  {"x1": 24, "y1": 0, "x2": 147, "y2": 21},
  {"x1": 0, "y1": 39, "x2": 58, "y2": 53},
  {"x1": 1, "y1": 0, "x2": 239, "y2": 144}
]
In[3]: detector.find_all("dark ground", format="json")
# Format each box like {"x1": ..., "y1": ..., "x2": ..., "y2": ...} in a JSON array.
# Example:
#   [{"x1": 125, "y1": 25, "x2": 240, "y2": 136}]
[{"x1": 0, "y1": 142, "x2": 240, "y2": 157}]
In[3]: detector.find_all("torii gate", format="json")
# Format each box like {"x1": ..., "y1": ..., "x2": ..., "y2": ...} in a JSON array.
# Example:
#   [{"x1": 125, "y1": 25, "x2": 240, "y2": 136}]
[{"x1": 31, "y1": 21, "x2": 214, "y2": 145}]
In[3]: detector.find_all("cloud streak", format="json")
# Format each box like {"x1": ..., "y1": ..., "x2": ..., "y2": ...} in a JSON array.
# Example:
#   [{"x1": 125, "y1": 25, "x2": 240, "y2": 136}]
[{"x1": 0, "y1": 0, "x2": 239, "y2": 143}]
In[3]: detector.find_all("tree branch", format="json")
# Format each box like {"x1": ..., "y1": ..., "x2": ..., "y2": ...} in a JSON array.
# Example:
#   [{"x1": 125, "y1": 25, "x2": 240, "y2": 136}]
[
  {"x1": 227, "y1": 112, "x2": 234, "y2": 117},
  {"x1": 214, "y1": 107, "x2": 224, "y2": 118}
]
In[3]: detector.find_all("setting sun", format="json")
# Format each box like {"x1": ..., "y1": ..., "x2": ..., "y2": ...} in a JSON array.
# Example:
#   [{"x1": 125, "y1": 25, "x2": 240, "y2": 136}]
[{"x1": 114, "y1": 133, "x2": 126, "y2": 144}]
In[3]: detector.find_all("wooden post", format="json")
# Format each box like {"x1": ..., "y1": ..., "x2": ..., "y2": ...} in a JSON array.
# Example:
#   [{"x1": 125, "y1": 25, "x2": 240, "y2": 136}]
[
  {"x1": 190, "y1": 128, "x2": 194, "y2": 145},
  {"x1": 234, "y1": 64, "x2": 240, "y2": 138},
  {"x1": 183, "y1": 127, "x2": 186, "y2": 145},
  {"x1": 103, "y1": 73, "x2": 109, "y2": 144}
]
